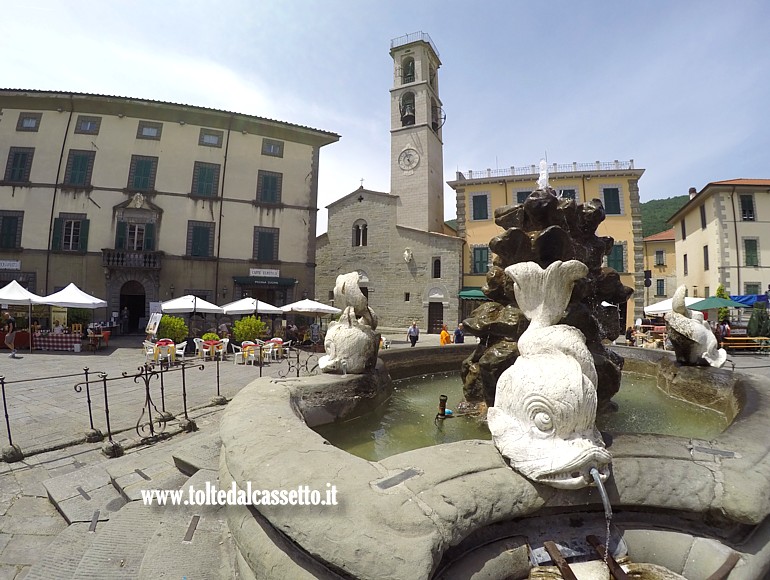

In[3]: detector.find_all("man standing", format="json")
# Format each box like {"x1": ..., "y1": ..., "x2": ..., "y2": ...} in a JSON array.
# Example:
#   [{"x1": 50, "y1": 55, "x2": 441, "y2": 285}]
[
  {"x1": 3, "y1": 312, "x2": 18, "y2": 358},
  {"x1": 121, "y1": 306, "x2": 129, "y2": 334},
  {"x1": 454, "y1": 323, "x2": 465, "y2": 344},
  {"x1": 406, "y1": 322, "x2": 419, "y2": 347}
]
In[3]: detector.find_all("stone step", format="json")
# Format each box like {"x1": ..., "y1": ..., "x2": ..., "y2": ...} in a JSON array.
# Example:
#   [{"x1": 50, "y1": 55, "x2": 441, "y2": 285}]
[
  {"x1": 70, "y1": 499, "x2": 167, "y2": 579},
  {"x1": 25, "y1": 522, "x2": 99, "y2": 580},
  {"x1": 171, "y1": 431, "x2": 222, "y2": 476},
  {"x1": 43, "y1": 463, "x2": 126, "y2": 525},
  {"x1": 138, "y1": 469, "x2": 237, "y2": 579}
]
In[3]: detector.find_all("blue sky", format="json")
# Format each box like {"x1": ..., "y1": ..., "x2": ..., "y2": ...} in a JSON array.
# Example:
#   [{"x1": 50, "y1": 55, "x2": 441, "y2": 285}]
[{"x1": 3, "y1": 1, "x2": 768, "y2": 234}]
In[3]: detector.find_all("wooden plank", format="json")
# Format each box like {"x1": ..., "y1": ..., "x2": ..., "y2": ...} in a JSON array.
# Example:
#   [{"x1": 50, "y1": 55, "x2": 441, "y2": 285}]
[
  {"x1": 704, "y1": 551, "x2": 741, "y2": 580},
  {"x1": 586, "y1": 535, "x2": 629, "y2": 580},
  {"x1": 543, "y1": 541, "x2": 579, "y2": 580}
]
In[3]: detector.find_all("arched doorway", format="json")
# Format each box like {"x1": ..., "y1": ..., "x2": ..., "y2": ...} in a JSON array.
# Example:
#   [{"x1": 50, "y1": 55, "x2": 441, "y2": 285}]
[
  {"x1": 426, "y1": 287, "x2": 447, "y2": 334},
  {"x1": 120, "y1": 280, "x2": 146, "y2": 334}
]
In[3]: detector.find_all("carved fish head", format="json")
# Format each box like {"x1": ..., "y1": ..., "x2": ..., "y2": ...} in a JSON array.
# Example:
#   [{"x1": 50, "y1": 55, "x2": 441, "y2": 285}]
[{"x1": 489, "y1": 356, "x2": 611, "y2": 489}]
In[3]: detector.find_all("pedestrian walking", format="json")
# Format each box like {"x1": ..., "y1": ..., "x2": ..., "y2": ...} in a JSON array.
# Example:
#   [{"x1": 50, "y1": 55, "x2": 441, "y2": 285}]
[
  {"x1": 3, "y1": 311, "x2": 18, "y2": 358},
  {"x1": 454, "y1": 323, "x2": 465, "y2": 344},
  {"x1": 406, "y1": 322, "x2": 420, "y2": 347}
]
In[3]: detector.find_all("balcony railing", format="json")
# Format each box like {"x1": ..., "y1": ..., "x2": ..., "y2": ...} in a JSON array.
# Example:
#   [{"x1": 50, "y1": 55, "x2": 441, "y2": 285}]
[
  {"x1": 102, "y1": 249, "x2": 162, "y2": 269},
  {"x1": 457, "y1": 160, "x2": 636, "y2": 181},
  {"x1": 391, "y1": 32, "x2": 439, "y2": 57}
]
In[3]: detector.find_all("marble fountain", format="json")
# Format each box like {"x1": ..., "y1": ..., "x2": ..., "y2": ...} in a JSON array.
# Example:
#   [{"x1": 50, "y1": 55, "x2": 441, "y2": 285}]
[{"x1": 218, "y1": 170, "x2": 770, "y2": 579}]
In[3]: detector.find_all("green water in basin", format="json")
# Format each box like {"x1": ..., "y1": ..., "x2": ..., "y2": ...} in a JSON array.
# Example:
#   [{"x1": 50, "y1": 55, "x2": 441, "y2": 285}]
[{"x1": 313, "y1": 371, "x2": 730, "y2": 461}]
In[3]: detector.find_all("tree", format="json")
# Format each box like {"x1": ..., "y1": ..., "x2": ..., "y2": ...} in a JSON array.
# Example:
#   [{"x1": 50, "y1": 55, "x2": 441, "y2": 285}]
[
  {"x1": 232, "y1": 316, "x2": 268, "y2": 343},
  {"x1": 715, "y1": 285, "x2": 730, "y2": 322}
]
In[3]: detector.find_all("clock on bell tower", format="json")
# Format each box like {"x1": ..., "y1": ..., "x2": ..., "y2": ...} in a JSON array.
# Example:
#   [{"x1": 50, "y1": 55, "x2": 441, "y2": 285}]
[{"x1": 389, "y1": 32, "x2": 445, "y2": 233}]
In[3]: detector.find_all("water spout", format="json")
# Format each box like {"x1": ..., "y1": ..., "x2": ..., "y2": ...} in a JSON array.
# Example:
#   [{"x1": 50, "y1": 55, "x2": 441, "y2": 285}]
[
  {"x1": 590, "y1": 466, "x2": 612, "y2": 522},
  {"x1": 340, "y1": 360, "x2": 348, "y2": 376}
]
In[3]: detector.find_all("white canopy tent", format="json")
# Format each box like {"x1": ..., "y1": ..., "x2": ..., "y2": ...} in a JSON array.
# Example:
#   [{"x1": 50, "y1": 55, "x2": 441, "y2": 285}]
[
  {"x1": 221, "y1": 297, "x2": 283, "y2": 316},
  {"x1": 160, "y1": 295, "x2": 223, "y2": 315},
  {"x1": 643, "y1": 296, "x2": 701, "y2": 316},
  {"x1": 0, "y1": 280, "x2": 47, "y2": 353},
  {"x1": 41, "y1": 283, "x2": 108, "y2": 309}
]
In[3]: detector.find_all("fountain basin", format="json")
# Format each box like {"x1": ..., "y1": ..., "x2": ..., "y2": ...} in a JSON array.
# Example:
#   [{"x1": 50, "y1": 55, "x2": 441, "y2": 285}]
[{"x1": 220, "y1": 346, "x2": 770, "y2": 579}]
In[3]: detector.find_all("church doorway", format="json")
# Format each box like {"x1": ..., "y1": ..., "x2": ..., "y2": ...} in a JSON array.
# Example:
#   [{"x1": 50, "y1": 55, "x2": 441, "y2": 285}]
[
  {"x1": 428, "y1": 302, "x2": 443, "y2": 334},
  {"x1": 120, "y1": 280, "x2": 146, "y2": 334}
]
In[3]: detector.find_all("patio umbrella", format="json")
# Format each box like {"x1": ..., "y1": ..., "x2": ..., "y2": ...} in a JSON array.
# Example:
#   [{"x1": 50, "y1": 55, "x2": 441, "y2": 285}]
[
  {"x1": 0, "y1": 280, "x2": 47, "y2": 353},
  {"x1": 280, "y1": 299, "x2": 341, "y2": 315},
  {"x1": 221, "y1": 297, "x2": 283, "y2": 315},
  {"x1": 643, "y1": 296, "x2": 701, "y2": 316},
  {"x1": 160, "y1": 295, "x2": 223, "y2": 315},
  {"x1": 688, "y1": 296, "x2": 747, "y2": 311}
]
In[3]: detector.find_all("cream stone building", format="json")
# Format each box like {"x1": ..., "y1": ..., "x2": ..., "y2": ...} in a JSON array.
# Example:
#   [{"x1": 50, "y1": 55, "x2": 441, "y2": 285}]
[
  {"x1": 448, "y1": 162, "x2": 645, "y2": 327},
  {"x1": 0, "y1": 89, "x2": 338, "y2": 331},
  {"x1": 642, "y1": 228, "x2": 677, "y2": 306},
  {"x1": 316, "y1": 33, "x2": 463, "y2": 333},
  {"x1": 668, "y1": 180, "x2": 770, "y2": 299}
]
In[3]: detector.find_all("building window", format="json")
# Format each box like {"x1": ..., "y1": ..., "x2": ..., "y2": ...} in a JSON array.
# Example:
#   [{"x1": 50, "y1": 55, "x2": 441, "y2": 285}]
[
  {"x1": 52, "y1": 214, "x2": 89, "y2": 252},
  {"x1": 4, "y1": 147, "x2": 35, "y2": 183},
  {"x1": 16, "y1": 112, "x2": 42, "y2": 132},
  {"x1": 262, "y1": 139, "x2": 284, "y2": 157},
  {"x1": 703, "y1": 245, "x2": 709, "y2": 271},
  {"x1": 744, "y1": 238, "x2": 759, "y2": 267},
  {"x1": 740, "y1": 194, "x2": 755, "y2": 221},
  {"x1": 74, "y1": 115, "x2": 101, "y2": 135},
  {"x1": 704, "y1": 286, "x2": 710, "y2": 298},
  {"x1": 352, "y1": 220, "x2": 367, "y2": 247},
  {"x1": 199, "y1": 128, "x2": 224, "y2": 148},
  {"x1": 745, "y1": 282, "x2": 761, "y2": 295},
  {"x1": 517, "y1": 191, "x2": 532, "y2": 204},
  {"x1": 402, "y1": 57, "x2": 415, "y2": 84},
  {"x1": 607, "y1": 244, "x2": 624, "y2": 272},
  {"x1": 404, "y1": 292, "x2": 410, "y2": 302},
  {"x1": 680, "y1": 219, "x2": 686, "y2": 240},
  {"x1": 433, "y1": 258, "x2": 441, "y2": 278},
  {"x1": 63, "y1": 150, "x2": 96, "y2": 188},
  {"x1": 472, "y1": 247, "x2": 489, "y2": 274},
  {"x1": 115, "y1": 221, "x2": 154, "y2": 251},
  {"x1": 400, "y1": 92, "x2": 415, "y2": 126},
  {"x1": 0, "y1": 211, "x2": 23, "y2": 249},
  {"x1": 655, "y1": 279, "x2": 665, "y2": 297},
  {"x1": 683, "y1": 254, "x2": 688, "y2": 276},
  {"x1": 136, "y1": 121, "x2": 162, "y2": 140},
  {"x1": 700, "y1": 204, "x2": 707, "y2": 229},
  {"x1": 253, "y1": 227, "x2": 279, "y2": 262},
  {"x1": 127, "y1": 155, "x2": 158, "y2": 191},
  {"x1": 191, "y1": 162, "x2": 220, "y2": 197},
  {"x1": 328, "y1": 290, "x2": 334, "y2": 301},
  {"x1": 186, "y1": 221, "x2": 214, "y2": 258},
  {"x1": 471, "y1": 194, "x2": 489, "y2": 220},
  {"x1": 256, "y1": 170, "x2": 282, "y2": 204},
  {"x1": 559, "y1": 189, "x2": 577, "y2": 201},
  {"x1": 654, "y1": 250, "x2": 665, "y2": 266},
  {"x1": 602, "y1": 187, "x2": 621, "y2": 215}
]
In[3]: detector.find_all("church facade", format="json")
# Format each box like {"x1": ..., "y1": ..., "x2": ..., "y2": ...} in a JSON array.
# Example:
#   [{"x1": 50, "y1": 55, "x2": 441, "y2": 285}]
[{"x1": 315, "y1": 32, "x2": 462, "y2": 332}]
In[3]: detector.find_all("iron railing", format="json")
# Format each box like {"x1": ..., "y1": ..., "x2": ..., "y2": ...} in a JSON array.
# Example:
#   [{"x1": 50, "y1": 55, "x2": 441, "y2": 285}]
[{"x1": 458, "y1": 160, "x2": 636, "y2": 181}]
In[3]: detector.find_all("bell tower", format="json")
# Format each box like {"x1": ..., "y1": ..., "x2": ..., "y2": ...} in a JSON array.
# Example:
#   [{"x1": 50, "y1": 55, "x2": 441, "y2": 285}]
[{"x1": 389, "y1": 32, "x2": 445, "y2": 233}]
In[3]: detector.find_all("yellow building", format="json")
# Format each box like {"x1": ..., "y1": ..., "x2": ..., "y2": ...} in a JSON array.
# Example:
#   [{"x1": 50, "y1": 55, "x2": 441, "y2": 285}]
[
  {"x1": 0, "y1": 90, "x2": 338, "y2": 331},
  {"x1": 448, "y1": 161, "x2": 644, "y2": 328},
  {"x1": 642, "y1": 228, "x2": 677, "y2": 307},
  {"x1": 668, "y1": 180, "x2": 770, "y2": 300}
]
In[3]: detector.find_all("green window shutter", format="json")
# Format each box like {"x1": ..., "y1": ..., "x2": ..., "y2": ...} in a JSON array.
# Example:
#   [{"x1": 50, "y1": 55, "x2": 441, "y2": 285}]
[
  {"x1": 472, "y1": 196, "x2": 488, "y2": 220},
  {"x1": 144, "y1": 223, "x2": 155, "y2": 251},
  {"x1": 0, "y1": 217, "x2": 18, "y2": 248},
  {"x1": 745, "y1": 239, "x2": 758, "y2": 266},
  {"x1": 79, "y1": 219, "x2": 90, "y2": 252},
  {"x1": 473, "y1": 247, "x2": 489, "y2": 273},
  {"x1": 71, "y1": 154, "x2": 88, "y2": 185},
  {"x1": 115, "y1": 221, "x2": 127, "y2": 249},
  {"x1": 191, "y1": 226, "x2": 210, "y2": 256},
  {"x1": 603, "y1": 189, "x2": 621, "y2": 214},
  {"x1": 607, "y1": 244, "x2": 623, "y2": 271},
  {"x1": 52, "y1": 218, "x2": 63, "y2": 250},
  {"x1": 257, "y1": 231, "x2": 275, "y2": 261},
  {"x1": 517, "y1": 191, "x2": 531, "y2": 204}
]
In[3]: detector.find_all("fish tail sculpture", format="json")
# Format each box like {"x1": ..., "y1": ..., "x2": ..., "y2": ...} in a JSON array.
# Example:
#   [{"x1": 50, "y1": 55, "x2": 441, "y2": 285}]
[
  {"x1": 665, "y1": 285, "x2": 727, "y2": 368},
  {"x1": 487, "y1": 260, "x2": 611, "y2": 489}
]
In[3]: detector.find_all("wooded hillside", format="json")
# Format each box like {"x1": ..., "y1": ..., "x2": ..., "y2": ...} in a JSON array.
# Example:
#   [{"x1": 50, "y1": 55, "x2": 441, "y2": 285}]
[{"x1": 640, "y1": 195, "x2": 688, "y2": 238}]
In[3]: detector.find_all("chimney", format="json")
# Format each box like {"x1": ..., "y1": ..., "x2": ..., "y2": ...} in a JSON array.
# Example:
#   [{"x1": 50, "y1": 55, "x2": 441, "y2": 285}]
[{"x1": 688, "y1": 187, "x2": 697, "y2": 199}]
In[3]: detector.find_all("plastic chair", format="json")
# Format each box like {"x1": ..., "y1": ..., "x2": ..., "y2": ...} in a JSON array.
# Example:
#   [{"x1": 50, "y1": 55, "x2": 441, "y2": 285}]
[
  {"x1": 72, "y1": 323, "x2": 83, "y2": 335},
  {"x1": 220, "y1": 338, "x2": 230, "y2": 358},
  {"x1": 232, "y1": 343, "x2": 243, "y2": 365},
  {"x1": 155, "y1": 344, "x2": 174, "y2": 365},
  {"x1": 193, "y1": 337, "x2": 205, "y2": 359},
  {"x1": 102, "y1": 330, "x2": 111, "y2": 348},
  {"x1": 175, "y1": 341, "x2": 186, "y2": 363},
  {"x1": 143, "y1": 340, "x2": 156, "y2": 364}
]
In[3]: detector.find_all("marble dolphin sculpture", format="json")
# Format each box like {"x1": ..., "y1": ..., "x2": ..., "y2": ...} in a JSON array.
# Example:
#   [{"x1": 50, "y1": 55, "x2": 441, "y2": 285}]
[
  {"x1": 487, "y1": 260, "x2": 611, "y2": 489},
  {"x1": 665, "y1": 285, "x2": 727, "y2": 368}
]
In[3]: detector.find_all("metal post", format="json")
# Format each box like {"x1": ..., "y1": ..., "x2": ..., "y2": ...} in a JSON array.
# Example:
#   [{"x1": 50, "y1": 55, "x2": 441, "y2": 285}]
[{"x1": 1, "y1": 376, "x2": 13, "y2": 447}]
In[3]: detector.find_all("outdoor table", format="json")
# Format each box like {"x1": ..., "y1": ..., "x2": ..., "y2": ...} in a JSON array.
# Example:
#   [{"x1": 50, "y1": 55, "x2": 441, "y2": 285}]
[
  {"x1": 203, "y1": 340, "x2": 225, "y2": 360},
  {"x1": 32, "y1": 333, "x2": 83, "y2": 351},
  {"x1": 87, "y1": 333, "x2": 104, "y2": 352}
]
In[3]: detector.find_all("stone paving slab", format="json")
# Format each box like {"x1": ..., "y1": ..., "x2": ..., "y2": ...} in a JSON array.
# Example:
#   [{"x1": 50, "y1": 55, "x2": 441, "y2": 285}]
[
  {"x1": 24, "y1": 522, "x2": 96, "y2": 580},
  {"x1": 171, "y1": 431, "x2": 222, "y2": 475}
]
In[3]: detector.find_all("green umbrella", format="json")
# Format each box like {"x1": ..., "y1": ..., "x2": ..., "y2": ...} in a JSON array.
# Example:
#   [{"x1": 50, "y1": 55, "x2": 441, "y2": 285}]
[{"x1": 688, "y1": 296, "x2": 746, "y2": 311}]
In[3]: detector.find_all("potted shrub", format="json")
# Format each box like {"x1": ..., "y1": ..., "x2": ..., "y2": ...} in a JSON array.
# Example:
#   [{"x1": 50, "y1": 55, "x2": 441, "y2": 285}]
[
  {"x1": 232, "y1": 316, "x2": 268, "y2": 343},
  {"x1": 202, "y1": 332, "x2": 220, "y2": 341},
  {"x1": 157, "y1": 315, "x2": 188, "y2": 344}
]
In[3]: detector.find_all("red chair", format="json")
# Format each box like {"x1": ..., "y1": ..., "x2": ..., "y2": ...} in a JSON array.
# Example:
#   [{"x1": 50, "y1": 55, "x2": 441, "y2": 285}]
[{"x1": 102, "y1": 330, "x2": 111, "y2": 348}]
